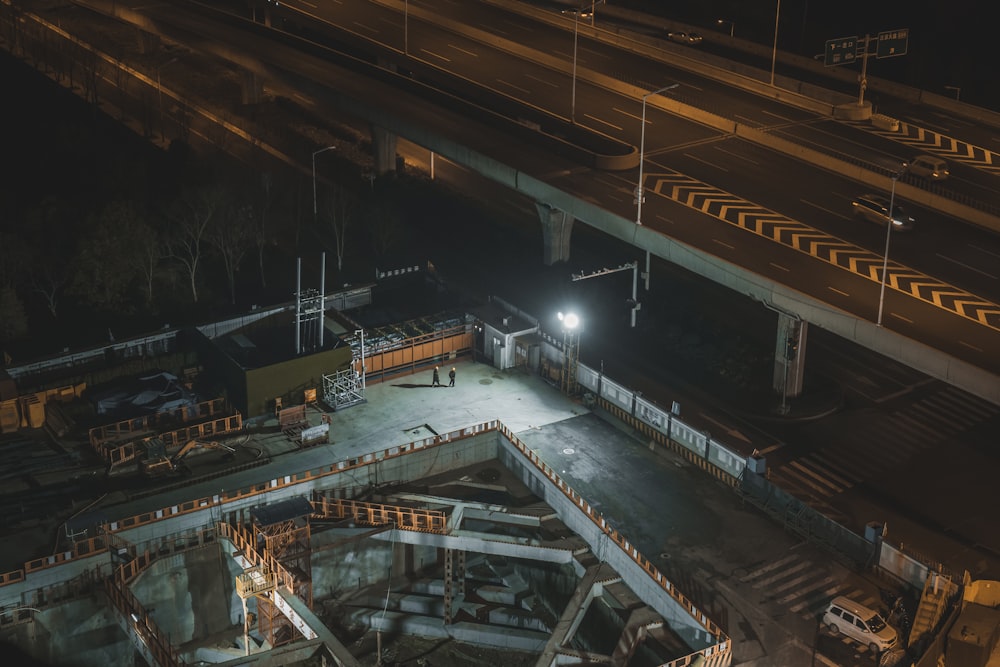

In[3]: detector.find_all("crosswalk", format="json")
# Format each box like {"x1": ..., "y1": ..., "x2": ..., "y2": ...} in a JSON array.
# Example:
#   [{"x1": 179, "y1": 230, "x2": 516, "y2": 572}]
[
  {"x1": 769, "y1": 384, "x2": 1000, "y2": 502},
  {"x1": 740, "y1": 553, "x2": 878, "y2": 620},
  {"x1": 737, "y1": 553, "x2": 884, "y2": 654}
]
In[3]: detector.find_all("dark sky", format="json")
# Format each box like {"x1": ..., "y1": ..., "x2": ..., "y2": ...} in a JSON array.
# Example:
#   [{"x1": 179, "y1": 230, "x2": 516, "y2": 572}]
[{"x1": 620, "y1": 0, "x2": 997, "y2": 112}]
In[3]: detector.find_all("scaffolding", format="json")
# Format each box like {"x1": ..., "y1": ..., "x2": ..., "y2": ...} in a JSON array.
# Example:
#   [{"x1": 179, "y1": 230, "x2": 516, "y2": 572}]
[
  {"x1": 235, "y1": 565, "x2": 275, "y2": 656},
  {"x1": 322, "y1": 368, "x2": 365, "y2": 410},
  {"x1": 250, "y1": 498, "x2": 313, "y2": 648}
]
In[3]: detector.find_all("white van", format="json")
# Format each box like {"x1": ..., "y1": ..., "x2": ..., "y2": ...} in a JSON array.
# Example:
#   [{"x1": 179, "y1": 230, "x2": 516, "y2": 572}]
[{"x1": 821, "y1": 596, "x2": 898, "y2": 653}]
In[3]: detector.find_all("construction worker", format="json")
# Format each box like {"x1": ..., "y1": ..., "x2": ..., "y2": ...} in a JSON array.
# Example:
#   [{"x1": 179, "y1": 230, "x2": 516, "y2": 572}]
[
  {"x1": 432, "y1": 366, "x2": 441, "y2": 387},
  {"x1": 448, "y1": 367, "x2": 456, "y2": 387}
]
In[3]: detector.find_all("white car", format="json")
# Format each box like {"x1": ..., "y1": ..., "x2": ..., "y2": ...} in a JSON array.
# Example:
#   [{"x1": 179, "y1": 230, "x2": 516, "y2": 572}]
[
  {"x1": 908, "y1": 154, "x2": 949, "y2": 181},
  {"x1": 822, "y1": 596, "x2": 898, "y2": 653}
]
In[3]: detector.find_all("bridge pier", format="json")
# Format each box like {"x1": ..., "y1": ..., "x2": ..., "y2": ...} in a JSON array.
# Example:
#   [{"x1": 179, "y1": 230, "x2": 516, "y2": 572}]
[
  {"x1": 535, "y1": 203, "x2": 574, "y2": 265},
  {"x1": 135, "y1": 29, "x2": 159, "y2": 55},
  {"x1": 240, "y1": 68, "x2": 263, "y2": 105},
  {"x1": 371, "y1": 125, "x2": 399, "y2": 175},
  {"x1": 773, "y1": 315, "x2": 806, "y2": 400}
]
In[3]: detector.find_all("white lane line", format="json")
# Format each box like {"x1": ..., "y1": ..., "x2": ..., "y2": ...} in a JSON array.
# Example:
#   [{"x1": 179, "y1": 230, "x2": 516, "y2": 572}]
[
  {"x1": 447, "y1": 44, "x2": 478, "y2": 58},
  {"x1": 420, "y1": 49, "x2": 451, "y2": 62},
  {"x1": 583, "y1": 114, "x2": 623, "y2": 131},
  {"x1": 612, "y1": 106, "x2": 643, "y2": 122},
  {"x1": 714, "y1": 146, "x2": 760, "y2": 164},
  {"x1": 769, "y1": 262, "x2": 790, "y2": 272},
  {"x1": 935, "y1": 253, "x2": 998, "y2": 279},
  {"x1": 828, "y1": 287, "x2": 850, "y2": 297},
  {"x1": 685, "y1": 153, "x2": 728, "y2": 171},
  {"x1": 495, "y1": 79, "x2": 530, "y2": 94},
  {"x1": 525, "y1": 73, "x2": 559, "y2": 88}
]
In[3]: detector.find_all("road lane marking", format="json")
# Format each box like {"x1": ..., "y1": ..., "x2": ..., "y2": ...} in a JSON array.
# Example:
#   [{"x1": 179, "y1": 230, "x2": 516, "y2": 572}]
[
  {"x1": 420, "y1": 49, "x2": 451, "y2": 62},
  {"x1": 447, "y1": 44, "x2": 478, "y2": 58},
  {"x1": 583, "y1": 114, "x2": 622, "y2": 131}
]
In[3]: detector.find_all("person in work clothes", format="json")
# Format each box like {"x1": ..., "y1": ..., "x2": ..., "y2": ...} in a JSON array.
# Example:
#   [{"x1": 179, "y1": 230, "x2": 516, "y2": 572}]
[
  {"x1": 432, "y1": 367, "x2": 441, "y2": 387},
  {"x1": 448, "y1": 367, "x2": 456, "y2": 387}
]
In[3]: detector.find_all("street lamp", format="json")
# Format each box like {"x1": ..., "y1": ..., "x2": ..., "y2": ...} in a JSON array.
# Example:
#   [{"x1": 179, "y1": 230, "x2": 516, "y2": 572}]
[
  {"x1": 557, "y1": 312, "x2": 580, "y2": 395},
  {"x1": 717, "y1": 18, "x2": 734, "y2": 37},
  {"x1": 876, "y1": 164, "x2": 908, "y2": 327},
  {"x1": 312, "y1": 145, "x2": 337, "y2": 220},
  {"x1": 770, "y1": 0, "x2": 781, "y2": 86},
  {"x1": 636, "y1": 84, "x2": 678, "y2": 226},
  {"x1": 571, "y1": 7, "x2": 579, "y2": 122}
]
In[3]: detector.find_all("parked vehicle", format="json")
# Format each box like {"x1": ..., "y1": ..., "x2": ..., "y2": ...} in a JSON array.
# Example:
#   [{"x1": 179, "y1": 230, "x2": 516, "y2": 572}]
[
  {"x1": 908, "y1": 154, "x2": 949, "y2": 181},
  {"x1": 822, "y1": 596, "x2": 899, "y2": 653},
  {"x1": 851, "y1": 193, "x2": 915, "y2": 231}
]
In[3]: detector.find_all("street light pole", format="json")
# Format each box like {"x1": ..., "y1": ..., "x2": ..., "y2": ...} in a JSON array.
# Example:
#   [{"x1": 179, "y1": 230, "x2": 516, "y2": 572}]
[
  {"x1": 877, "y1": 169, "x2": 904, "y2": 327},
  {"x1": 636, "y1": 84, "x2": 678, "y2": 226},
  {"x1": 404, "y1": 0, "x2": 408, "y2": 54},
  {"x1": 312, "y1": 145, "x2": 337, "y2": 220},
  {"x1": 770, "y1": 0, "x2": 781, "y2": 86},
  {"x1": 717, "y1": 19, "x2": 734, "y2": 37},
  {"x1": 571, "y1": 10, "x2": 579, "y2": 122}
]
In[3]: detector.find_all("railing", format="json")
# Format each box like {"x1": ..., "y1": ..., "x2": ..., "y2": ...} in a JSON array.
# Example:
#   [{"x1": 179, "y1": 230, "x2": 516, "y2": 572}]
[
  {"x1": 89, "y1": 397, "x2": 228, "y2": 452},
  {"x1": 311, "y1": 495, "x2": 447, "y2": 533}
]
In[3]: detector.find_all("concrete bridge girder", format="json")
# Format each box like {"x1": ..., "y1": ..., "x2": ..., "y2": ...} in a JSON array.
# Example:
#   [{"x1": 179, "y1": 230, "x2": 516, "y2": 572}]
[
  {"x1": 772, "y1": 314, "x2": 806, "y2": 399},
  {"x1": 371, "y1": 125, "x2": 399, "y2": 175},
  {"x1": 536, "y1": 204, "x2": 574, "y2": 266}
]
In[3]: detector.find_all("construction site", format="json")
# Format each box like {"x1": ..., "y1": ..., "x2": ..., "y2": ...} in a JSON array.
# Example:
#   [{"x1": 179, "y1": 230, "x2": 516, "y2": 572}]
[{"x1": 0, "y1": 295, "x2": 731, "y2": 667}]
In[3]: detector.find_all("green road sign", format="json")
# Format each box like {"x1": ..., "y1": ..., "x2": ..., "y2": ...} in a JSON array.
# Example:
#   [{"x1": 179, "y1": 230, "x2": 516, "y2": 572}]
[
  {"x1": 877, "y1": 28, "x2": 909, "y2": 58},
  {"x1": 824, "y1": 36, "x2": 858, "y2": 67}
]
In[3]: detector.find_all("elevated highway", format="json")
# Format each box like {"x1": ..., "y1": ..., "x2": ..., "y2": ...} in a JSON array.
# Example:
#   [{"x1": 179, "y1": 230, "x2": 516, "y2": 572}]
[{"x1": 46, "y1": 0, "x2": 1000, "y2": 404}]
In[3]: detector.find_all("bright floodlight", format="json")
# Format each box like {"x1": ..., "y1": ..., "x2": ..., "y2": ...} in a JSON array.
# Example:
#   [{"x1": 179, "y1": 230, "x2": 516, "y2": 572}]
[{"x1": 558, "y1": 312, "x2": 580, "y2": 329}]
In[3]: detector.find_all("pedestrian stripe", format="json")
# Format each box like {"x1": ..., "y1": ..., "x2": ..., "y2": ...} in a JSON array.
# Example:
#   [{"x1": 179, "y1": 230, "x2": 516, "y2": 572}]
[
  {"x1": 791, "y1": 586, "x2": 846, "y2": 614},
  {"x1": 773, "y1": 571, "x2": 832, "y2": 596},
  {"x1": 784, "y1": 461, "x2": 843, "y2": 495},
  {"x1": 809, "y1": 451, "x2": 865, "y2": 484},
  {"x1": 791, "y1": 458, "x2": 852, "y2": 490},
  {"x1": 739, "y1": 554, "x2": 799, "y2": 582},
  {"x1": 645, "y1": 170, "x2": 1000, "y2": 331},
  {"x1": 751, "y1": 560, "x2": 812, "y2": 588},
  {"x1": 780, "y1": 578, "x2": 838, "y2": 606}
]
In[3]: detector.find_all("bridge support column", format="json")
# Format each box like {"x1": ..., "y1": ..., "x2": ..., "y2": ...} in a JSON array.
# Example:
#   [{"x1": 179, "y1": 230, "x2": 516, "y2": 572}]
[
  {"x1": 240, "y1": 68, "x2": 263, "y2": 105},
  {"x1": 535, "y1": 203, "x2": 574, "y2": 265},
  {"x1": 773, "y1": 316, "x2": 807, "y2": 401},
  {"x1": 371, "y1": 125, "x2": 399, "y2": 175},
  {"x1": 135, "y1": 29, "x2": 159, "y2": 56}
]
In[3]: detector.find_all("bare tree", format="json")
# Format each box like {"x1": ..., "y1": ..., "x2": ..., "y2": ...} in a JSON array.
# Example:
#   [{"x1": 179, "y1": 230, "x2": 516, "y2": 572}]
[
  {"x1": 321, "y1": 183, "x2": 356, "y2": 273},
  {"x1": 0, "y1": 286, "x2": 28, "y2": 345},
  {"x1": 30, "y1": 262, "x2": 67, "y2": 319},
  {"x1": 0, "y1": 231, "x2": 29, "y2": 290},
  {"x1": 367, "y1": 197, "x2": 404, "y2": 263},
  {"x1": 254, "y1": 172, "x2": 278, "y2": 289},
  {"x1": 208, "y1": 196, "x2": 254, "y2": 305},
  {"x1": 131, "y1": 222, "x2": 165, "y2": 307},
  {"x1": 166, "y1": 186, "x2": 223, "y2": 303}
]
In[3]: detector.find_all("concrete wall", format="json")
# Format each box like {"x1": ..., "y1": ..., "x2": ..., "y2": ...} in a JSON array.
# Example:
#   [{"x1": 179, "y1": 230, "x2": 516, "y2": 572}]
[
  {"x1": 311, "y1": 528, "x2": 396, "y2": 600},
  {"x1": 131, "y1": 544, "x2": 240, "y2": 644},
  {"x1": 1, "y1": 596, "x2": 131, "y2": 667}
]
